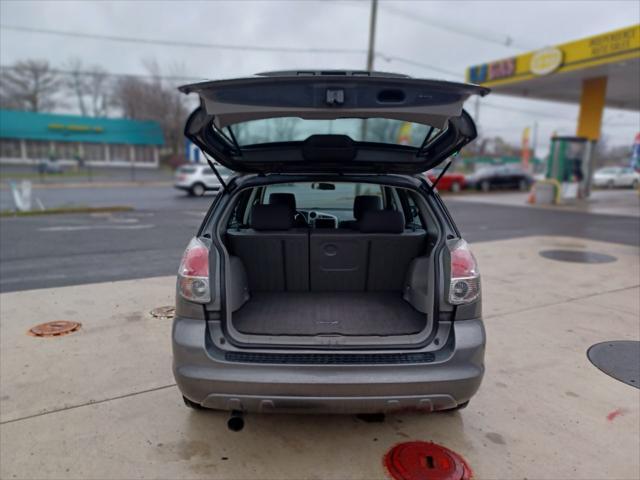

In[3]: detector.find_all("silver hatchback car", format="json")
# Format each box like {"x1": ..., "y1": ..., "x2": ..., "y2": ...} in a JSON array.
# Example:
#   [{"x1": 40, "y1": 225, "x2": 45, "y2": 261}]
[{"x1": 172, "y1": 71, "x2": 488, "y2": 430}]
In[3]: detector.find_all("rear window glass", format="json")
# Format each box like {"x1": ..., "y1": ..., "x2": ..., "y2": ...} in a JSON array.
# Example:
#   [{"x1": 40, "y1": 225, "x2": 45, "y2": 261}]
[
  {"x1": 264, "y1": 182, "x2": 383, "y2": 210},
  {"x1": 228, "y1": 118, "x2": 437, "y2": 148}
]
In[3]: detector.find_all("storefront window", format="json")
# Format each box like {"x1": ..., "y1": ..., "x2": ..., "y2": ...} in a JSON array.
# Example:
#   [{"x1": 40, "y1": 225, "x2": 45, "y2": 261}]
[
  {"x1": 134, "y1": 146, "x2": 155, "y2": 163},
  {"x1": 110, "y1": 144, "x2": 131, "y2": 162},
  {"x1": 26, "y1": 140, "x2": 50, "y2": 160},
  {"x1": 83, "y1": 143, "x2": 106, "y2": 161},
  {"x1": 52, "y1": 142, "x2": 80, "y2": 160},
  {"x1": 0, "y1": 139, "x2": 21, "y2": 158}
]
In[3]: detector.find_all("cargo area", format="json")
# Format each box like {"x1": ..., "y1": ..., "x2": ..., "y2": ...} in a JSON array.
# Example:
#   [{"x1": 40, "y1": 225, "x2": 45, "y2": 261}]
[{"x1": 221, "y1": 190, "x2": 434, "y2": 341}]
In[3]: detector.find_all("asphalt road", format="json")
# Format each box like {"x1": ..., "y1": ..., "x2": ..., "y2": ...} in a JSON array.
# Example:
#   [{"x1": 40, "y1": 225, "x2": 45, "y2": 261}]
[{"x1": 1, "y1": 186, "x2": 638, "y2": 292}]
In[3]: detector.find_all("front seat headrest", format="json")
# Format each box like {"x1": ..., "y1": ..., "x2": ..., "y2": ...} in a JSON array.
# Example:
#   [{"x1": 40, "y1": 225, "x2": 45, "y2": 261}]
[
  {"x1": 359, "y1": 210, "x2": 405, "y2": 233},
  {"x1": 250, "y1": 204, "x2": 294, "y2": 231},
  {"x1": 353, "y1": 195, "x2": 382, "y2": 220},
  {"x1": 269, "y1": 193, "x2": 297, "y2": 212}
]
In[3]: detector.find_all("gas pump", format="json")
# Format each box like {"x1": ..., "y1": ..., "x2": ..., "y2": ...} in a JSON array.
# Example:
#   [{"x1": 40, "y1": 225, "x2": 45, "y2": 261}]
[{"x1": 546, "y1": 136, "x2": 594, "y2": 200}]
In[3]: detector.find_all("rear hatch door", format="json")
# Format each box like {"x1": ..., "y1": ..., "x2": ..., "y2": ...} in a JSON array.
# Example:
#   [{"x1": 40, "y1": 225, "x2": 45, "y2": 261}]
[{"x1": 180, "y1": 71, "x2": 489, "y2": 174}]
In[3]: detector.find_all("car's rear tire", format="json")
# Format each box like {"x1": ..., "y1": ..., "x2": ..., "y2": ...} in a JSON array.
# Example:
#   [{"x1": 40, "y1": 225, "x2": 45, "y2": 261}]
[
  {"x1": 190, "y1": 183, "x2": 206, "y2": 197},
  {"x1": 182, "y1": 395, "x2": 204, "y2": 410},
  {"x1": 480, "y1": 180, "x2": 491, "y2": 192},
  {"x1": 450, "y1": 181, "x2": 461, "y2": 193}
]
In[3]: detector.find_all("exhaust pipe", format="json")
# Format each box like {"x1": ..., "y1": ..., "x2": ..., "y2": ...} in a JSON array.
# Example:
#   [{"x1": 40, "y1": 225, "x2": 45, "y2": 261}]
[{"x1": 227, "y1": 410, "x2": 245, "y2": 432}]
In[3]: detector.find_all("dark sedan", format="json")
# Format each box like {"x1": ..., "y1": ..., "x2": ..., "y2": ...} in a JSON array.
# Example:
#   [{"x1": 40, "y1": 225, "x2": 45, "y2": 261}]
[{"x1": 466, "y1": 165, "x2": 534, "y2": 192}]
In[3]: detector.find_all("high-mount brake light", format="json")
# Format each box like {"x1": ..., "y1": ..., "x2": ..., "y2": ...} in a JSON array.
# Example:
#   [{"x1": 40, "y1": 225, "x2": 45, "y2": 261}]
[
  {"x1": 178, "y1": 237, "x2": 211, "y2": 303},
  {"x1": 448, "y1": 239, "x2": 480, "y2": 305}
]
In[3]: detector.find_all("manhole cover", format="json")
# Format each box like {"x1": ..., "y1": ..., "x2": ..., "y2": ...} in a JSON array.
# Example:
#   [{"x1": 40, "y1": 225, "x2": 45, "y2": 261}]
[
  {"x1": 29, "y1": 321, "x2": 81, "y2": 337},
  {"x1": 384, "y1": 441, "x2": 472, "y2": 480},
  {"x1": 539, "y1": 249, "x2": 616, "y2": 264},
  {"x1": 150, "y1": 306, "x2": 175, "y2": 319},
  {"x1": 587, "y1": 341, "x2": 639, "y2": 388}
]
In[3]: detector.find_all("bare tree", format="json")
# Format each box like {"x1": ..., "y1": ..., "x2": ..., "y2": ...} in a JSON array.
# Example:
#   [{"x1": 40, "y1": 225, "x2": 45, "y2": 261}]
[
  {"x1": 63, "y1": 58, "x2": 111, "y2": 117},
  {"x1": 111, "y1": 60, "x2": 188, "y2": 155},
  {"x1": 0, "y1": 60, "x2": 62, "y2": 112}
]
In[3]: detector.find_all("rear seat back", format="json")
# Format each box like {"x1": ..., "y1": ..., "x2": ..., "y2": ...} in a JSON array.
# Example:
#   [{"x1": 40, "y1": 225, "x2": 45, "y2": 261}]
[
  {"x1": 227, "y1": 204, "x2": 309, "y2": 292},
  {"x1": 310, "y1": 210, "x2": 426, "y2": 292}
]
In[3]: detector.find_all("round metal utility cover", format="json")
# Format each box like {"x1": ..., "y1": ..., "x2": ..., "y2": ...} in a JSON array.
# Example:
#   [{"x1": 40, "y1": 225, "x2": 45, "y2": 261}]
[
  {"x1": 539, "y1": 249, "x2": 616, "y2": 264},
  {"x1": 587, "y1": 341, "x2": 640, "y2": 389},
  {"x1": 150, "y1": 306, "x2": 175, "y2": 319},
  {"x1": 384, "y1": 441, "x2": 472, "y2": 480},
  {"x1": 29, "y1": 321, "x2": 81, "y2": 337}
]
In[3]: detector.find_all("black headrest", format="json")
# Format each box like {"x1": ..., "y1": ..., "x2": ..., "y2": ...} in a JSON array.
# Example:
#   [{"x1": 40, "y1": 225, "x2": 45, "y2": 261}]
[
  {"x1": 353, "y1": 195, "x2": 382, "y2": 220},
  {"x1": 269, "y1": 193, "x2": 296, "y2": 212},
  {"x1": 250, "y1": 204, "x2": 294, "y2": 231},
  {"x1": 359, "y1": 210, "x2": 405, "y2": 234}
]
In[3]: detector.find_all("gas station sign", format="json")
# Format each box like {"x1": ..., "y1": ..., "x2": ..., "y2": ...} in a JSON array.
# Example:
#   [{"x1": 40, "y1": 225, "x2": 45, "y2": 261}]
[{"x1": 530, "y1": 47, "x2": 563, "y2": 75}]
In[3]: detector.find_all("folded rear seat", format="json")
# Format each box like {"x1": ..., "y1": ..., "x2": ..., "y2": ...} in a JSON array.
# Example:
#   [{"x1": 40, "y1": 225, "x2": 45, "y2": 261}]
[{"x1": 226, "y1": 204, "x2": 309, "y2": 292}]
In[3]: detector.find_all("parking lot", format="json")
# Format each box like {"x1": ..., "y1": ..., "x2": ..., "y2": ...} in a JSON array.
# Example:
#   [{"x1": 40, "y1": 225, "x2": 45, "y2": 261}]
[{"x1": 1, "y1": 185, "x2": 639, "y2": 479}]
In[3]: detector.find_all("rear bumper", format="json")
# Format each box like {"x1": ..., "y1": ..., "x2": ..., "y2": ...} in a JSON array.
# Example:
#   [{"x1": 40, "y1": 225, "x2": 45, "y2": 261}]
[{"x1": 172, "y1": 317, "x2": 485, "y2": 414}]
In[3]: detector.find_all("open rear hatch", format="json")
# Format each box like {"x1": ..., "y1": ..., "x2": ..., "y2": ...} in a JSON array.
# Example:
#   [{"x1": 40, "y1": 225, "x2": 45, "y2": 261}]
[{"x1": 180, "y1": 70, "x2": 489, "y2": 175}]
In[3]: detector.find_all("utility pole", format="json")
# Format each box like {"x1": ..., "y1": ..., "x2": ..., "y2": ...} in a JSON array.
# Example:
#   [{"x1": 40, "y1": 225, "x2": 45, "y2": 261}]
[
  {"x1": 366, "y1": 0, "x2": 378, "y2": 71},
  {"x1": 361, "y1": 0, "x2": 378, "y2": 147}
]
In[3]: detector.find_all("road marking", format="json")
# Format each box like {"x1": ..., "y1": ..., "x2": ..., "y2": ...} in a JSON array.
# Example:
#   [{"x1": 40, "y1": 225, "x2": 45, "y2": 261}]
[
  {"x1": 0, "y1": 273, "x2": 68, "y2": 284},
  {"x1": 38, "y1": 224, "x2": 155, "y2": 232}
]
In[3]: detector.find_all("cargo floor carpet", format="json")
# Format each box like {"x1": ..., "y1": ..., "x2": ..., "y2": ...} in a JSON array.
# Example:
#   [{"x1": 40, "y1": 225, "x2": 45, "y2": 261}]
[{"x1": 232, "y1": 292, "x2": 425, "y2": 336}]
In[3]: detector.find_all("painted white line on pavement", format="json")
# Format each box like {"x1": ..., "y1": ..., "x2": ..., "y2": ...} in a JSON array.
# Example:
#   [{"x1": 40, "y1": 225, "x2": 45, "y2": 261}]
[
  {"x1": 0, "y1": 273, "x2": 68, "y2": 284},
  {"x1": 38, "y1": 224, "x2": 155, "y2": 232}
]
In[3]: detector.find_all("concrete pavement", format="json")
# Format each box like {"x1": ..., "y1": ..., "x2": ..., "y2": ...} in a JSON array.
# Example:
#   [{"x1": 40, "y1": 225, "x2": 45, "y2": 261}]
[{"x1": 1, "y1": 236, "x2": 638, "y2": 479}]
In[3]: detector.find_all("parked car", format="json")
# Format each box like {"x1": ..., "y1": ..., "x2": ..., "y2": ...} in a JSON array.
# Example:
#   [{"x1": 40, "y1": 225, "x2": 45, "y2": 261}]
[
  {"x1": 37, "y1": 159, "x2": 63, "y2": 174},
  {"x1": 425, "y1": 168, "x2": 466, "y2": 192},
  {"x1": 466, "y1": 165, "x2": 533, "y2": 192},
  {"x1": 172, "y1": 71, "x2": 488, "y2": 428},
  {"x1": 174, "y1": 163, "x2": 234, "y2": 196},
  {"x1": 593, "y1": 166, "x2": 640, "y2": 189}
]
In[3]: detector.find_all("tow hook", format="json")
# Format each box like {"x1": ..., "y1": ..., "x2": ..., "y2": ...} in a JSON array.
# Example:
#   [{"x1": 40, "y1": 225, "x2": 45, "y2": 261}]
[{"x1": 227, "y1": 410, "x2": 245, "y2": 432}]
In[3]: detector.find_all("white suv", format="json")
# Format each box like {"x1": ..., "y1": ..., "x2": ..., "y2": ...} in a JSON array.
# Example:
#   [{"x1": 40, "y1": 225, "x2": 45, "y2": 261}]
[{"x1": 174, "y1": 163, "x2": 234, "y2": 196}]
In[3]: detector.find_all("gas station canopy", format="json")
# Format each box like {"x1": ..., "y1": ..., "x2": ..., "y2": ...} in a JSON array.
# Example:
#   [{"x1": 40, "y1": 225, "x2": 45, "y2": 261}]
[
  {"x1": 466, "y1": 24, "x2": 640, "y2": 141},
  {"x1": 466, "y1": 24, "x2": 639, "y2": 110}
]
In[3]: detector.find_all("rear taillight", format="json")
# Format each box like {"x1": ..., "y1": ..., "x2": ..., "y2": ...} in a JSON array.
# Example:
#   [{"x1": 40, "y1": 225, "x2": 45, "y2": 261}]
[
  {"x1": 178, "y1": 237, "x2": 211, "y2": 303},
  {"x1": 448, "y1": 239, "x2": 480, "y2": 305}
]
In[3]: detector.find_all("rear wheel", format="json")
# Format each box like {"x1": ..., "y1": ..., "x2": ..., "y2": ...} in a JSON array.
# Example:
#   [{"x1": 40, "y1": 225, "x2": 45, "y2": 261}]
[
  {"x1": 450, "y1": 181, "x2": 461, "y2": 193},
  {"x1": 480, "y1": 180, "x2": 491, "y2": 192},
  {"x1": 607, "y1": 179, "x2": 615, "y2": 189},
  {"x1": 632, "y1": 179, "x2": 639, "y2": 189},
  {"x1": 190, "y1": 183, "x2": 206, "y2": 197}
]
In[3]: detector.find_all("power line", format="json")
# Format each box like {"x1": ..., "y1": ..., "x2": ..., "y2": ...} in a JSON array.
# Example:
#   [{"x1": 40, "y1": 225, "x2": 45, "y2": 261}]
[
  {"x1": 0, "y1": 24, "x2": 368, "y2": 55},
  {"x1": 375, "y1": 54, "x2": 460, "y2": 79},
  {"x1": 380, "y1": 4, "x2": 531, "y2": 50}
]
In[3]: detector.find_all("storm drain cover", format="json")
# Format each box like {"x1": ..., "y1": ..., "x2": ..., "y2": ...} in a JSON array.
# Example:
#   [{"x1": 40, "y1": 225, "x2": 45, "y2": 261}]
[
  {"x1": 384, "y1": 441, "x2": 472, "y2": 480},
  {"x1": 539, "y1": 249, "x2": 616, "y2": 264},
  {"x1": 29, "y1": 321, "x2": 81, "y2": 337},
  {"x1": 587, "y1": 341, "x2": 640, "y2": 389},
  {"x1": 150, "y1": 306, "x2": 175, "y2": 319}
]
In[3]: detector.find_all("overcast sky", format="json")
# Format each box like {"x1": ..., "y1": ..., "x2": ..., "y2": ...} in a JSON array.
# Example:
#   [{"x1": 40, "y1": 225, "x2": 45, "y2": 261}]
[{"x1": 1, "y1": 0, "x2": 639, "y2": 156}]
